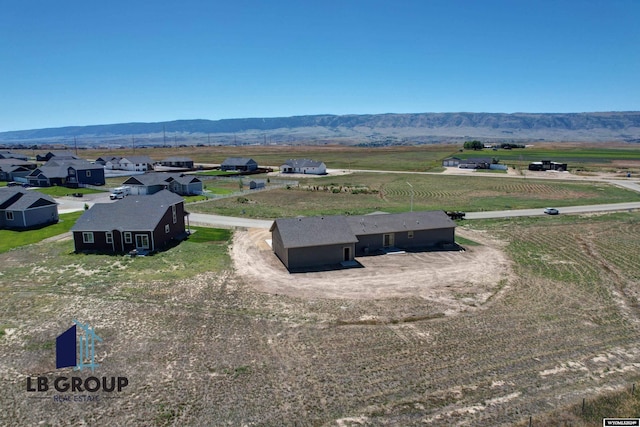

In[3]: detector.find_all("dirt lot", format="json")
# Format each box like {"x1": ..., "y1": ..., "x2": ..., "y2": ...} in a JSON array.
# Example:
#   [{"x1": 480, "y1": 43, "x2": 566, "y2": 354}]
[{"x1": 232, "y1": 228, "x2": 512, "y2": 316}]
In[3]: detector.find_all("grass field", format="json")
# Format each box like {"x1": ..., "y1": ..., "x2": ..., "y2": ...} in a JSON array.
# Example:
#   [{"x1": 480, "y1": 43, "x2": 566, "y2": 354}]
[
  {"x1": 187, "y1": 172, "x2": 640, "y2": 218},
  {"x1": 3, "y1": 212, "x2": 640, "y2": 425}
]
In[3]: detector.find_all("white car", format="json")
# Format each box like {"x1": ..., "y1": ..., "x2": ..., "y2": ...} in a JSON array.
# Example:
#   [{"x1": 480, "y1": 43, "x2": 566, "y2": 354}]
[{"x1": 544, "y1": 207, "x2": 559, "y2": 215}]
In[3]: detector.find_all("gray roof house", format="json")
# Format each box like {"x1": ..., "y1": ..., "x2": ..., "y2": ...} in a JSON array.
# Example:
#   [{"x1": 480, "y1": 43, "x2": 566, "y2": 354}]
[
  {"x1": 280, "y1": 159, "x2": 327, "y2": 175},
  {"x1": 270, "y1": 210, "x2": 456, "y2": 272},
  {"x1": 0, "y1": 151, "x2": 29, "y2": 161},
  {"x1": 270, "y1": 216, "x2": 359, "y2": 271},
  {"x1": 0, "y1": 159, "x2": 37, "y2": 181},
  {"x1": 26, "y1": 159, "x2": 105, "y2": 187},
  {"x1": 71, "y1": 190, "x2": 188, "y2": 254},
  {"x1": 36, "y1": 150, "x2": 79, "y2": 162},
  {"x1": 0, "y1": 188, "x2": 58, "y2": 229},
  {"x1": 122, "y1": 173, "x2": 203, "y2": 196},
  {"x1": 220, "y1": 157, "x2": 258, "y2": 172},
  {"x1": 160, "y1": 157, "x2": 194, "y2": 169},
  {"x1": 117, "y1": 156, "x2": 155, "y2": 172}
]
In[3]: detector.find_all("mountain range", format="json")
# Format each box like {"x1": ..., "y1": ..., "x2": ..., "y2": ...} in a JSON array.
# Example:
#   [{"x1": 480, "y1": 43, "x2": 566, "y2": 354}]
[{"x1": 1, "y1": 112, "x2": 639, "y2": 146}]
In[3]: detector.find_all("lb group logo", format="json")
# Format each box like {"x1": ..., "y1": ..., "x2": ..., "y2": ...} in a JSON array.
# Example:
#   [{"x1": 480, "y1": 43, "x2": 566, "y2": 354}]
[
  {"x1": 56, "y1": 319, "x2": 102, "y2": 371},
  {"x1": 26, "y1": 320, "x2": 129, "y2": 402}
]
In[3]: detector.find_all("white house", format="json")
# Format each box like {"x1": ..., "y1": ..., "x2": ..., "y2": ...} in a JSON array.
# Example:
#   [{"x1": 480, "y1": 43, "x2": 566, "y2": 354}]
[
  {"x1": 280, "y1": 159, "x2": 326, "y2": 175},
  {"x1": 117, "y1": 156, "x2": 154, "y2": 172}
]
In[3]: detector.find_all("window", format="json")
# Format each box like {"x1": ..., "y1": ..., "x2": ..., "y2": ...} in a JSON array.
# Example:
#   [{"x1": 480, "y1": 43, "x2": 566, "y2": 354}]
[
  {"x1": 106, "y1": 232, "x2": 113, "y2": 244},
  {"x1": 86, "y1": 170, "x2": 91, "y2": 177},
  {"x1": 5, "y1": 211, "x2": 14, "y2": 221},
  {"x1": 172, "y1": 205, "x2": 177, "y2": 224},
  {"x1": 165, "y1": 224, "x2": 170, "y2": 234},
  {"x1": 408, "y1": 231, "x2": 414, "y2": 239},
  {"x1": 124, "y1": 232, "x2": 132, "y2": 244},
  {"x1": 82, "y1": 232, "x2": 94, "y2": 244}
]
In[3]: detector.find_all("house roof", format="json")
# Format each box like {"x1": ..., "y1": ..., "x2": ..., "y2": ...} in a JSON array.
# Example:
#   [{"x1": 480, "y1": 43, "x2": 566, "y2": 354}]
[
  {"x1": 345, "y1": 211, "x2": 455, "y2": 235},
  {"x1": 462, "y1": 158, "x2": 493, "y2": 164},
  {"x1": 270, "y1": 216, "x2": 359, "y2": 249},
  {"x1": 282, "y1": 159, "x2": 324, "y2": 168},
  {"x1": 162, "y1": 156, "x2": 193, "y2": 162},
  {"x1": 271, "y1": 210, "x2": 456, "y2": 249},
  {"x1": 0, "y1": 151, "x2": 29, "y2": 160},
  {"x1": 121, "y1": 156, "x2": 154, "y2": 164},
  {"x1": 71, "y1": 190, "x2": 184, "y2": 232},
  {"x1": 0, "y1": 158, "x2": 35, "y2": 167},
  {"x1": 0, "y1": 188, "x2": 57, "y2": 210},
  {"x1": 123, "y1": 172, "x2": 200, "y2": 187},
  {"x1": 28, "y1": 159, "x2": 102, "y2": 178},
  {"x1": 221, "y1": 157, "x2": 257, "y2": 166},
  {"x1": 41, "y1": 150, "x2": 79, "y2": 159}
]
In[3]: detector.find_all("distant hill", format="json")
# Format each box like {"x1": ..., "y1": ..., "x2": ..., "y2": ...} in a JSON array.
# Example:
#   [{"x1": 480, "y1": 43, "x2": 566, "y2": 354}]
[{"x1": 1, "y1": 112, "x2": 640, "y2": 146}]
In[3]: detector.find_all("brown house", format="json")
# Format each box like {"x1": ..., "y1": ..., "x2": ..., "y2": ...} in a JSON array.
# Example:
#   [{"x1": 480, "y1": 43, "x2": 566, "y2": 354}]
[
  {"x1": 270, "y1": 211, "x2": 456, "y2": 272},
  {"x1": 71, "y1": 190, "x2": 189, "y2": 254}
]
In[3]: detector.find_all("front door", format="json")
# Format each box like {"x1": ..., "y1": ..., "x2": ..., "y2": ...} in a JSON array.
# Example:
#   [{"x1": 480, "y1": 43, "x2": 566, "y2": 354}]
[
  {"x1": 343, "y1": 247, "x2": 350, "y2": 261},
  {"x1": 383, "y1": 233, "x2": 394, "y2": 247},
  {"x1": 135, "y1": 234, "x2": 150, "y2": 250}
]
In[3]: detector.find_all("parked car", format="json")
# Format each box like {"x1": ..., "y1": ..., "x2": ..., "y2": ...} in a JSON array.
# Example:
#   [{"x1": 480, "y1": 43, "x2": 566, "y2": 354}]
[
  {"x1": 110, "y1": 186, "x2": 131, "y2": 200},
  {"x1": 544, "y1": 207, "x2": 559, "y2": 215}
]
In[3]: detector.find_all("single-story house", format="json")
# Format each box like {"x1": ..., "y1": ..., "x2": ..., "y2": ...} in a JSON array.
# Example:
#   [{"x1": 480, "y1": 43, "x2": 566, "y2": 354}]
[
  {"x1": 26, "y1": 159, "x2": 105, "y2": 187},
  {"x1": 0, "y1": 159, "x2": 37, "y2": 181},
  {"x1": 528, "y1": 160, "x2": 568, "y2": 171},
  {"x1": 71, "y1": 190, "x2": 188, "y2": 254},
  {"x1": 270, "y1": 210, "x2": 456, "y2": 272},
  {"x1": 0, "y1": 188, "x2": 58, "y2": 229},
  {"x1": 115, "y1": 156, "x2": 154, "y2": 172},
  {"x1": 160, "y1": 157, "x2": 194, "y2": 169},
  {"x1": 442, "y1": 157, "x2": 461, "y2": 167},
  {"x1": 270, "y1": 215, "x2": 359, "y2": 271},
  {"x1": 280, "y1": 159, "x2": 327, "y2": 175},
  {"x1": 458, "y1": 158, "x2": 493, "y2": 169},
  {"x1": 0, "y1": 151, "x2": 29, "y2": 161},
  {"x1": 95, "y1": 156, "x2": 121, "y2": 167},
  {"x1": 122, "y1": 172, "x2": 203, "y2": 196},
  {"x1": 36, "y1": 150, "x2": 79, "y2": 162},
  {"x1": 220, "y1": 157, "x2": 258, "y2": 172}
]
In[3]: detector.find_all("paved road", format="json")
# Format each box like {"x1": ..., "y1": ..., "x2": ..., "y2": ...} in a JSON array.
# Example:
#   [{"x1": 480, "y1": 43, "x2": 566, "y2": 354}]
[
  {"x1": 465, "y1": 201, "x2": 640, "y2": 220},
  {"x1": 188, "y1": 213, "x2": 273, "y2": 229}
]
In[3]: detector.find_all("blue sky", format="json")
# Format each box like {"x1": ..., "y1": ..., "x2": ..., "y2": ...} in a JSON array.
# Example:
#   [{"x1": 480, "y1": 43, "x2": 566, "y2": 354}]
[{"x1": 1, "y1": 0, "x2": 638, "y2": 131}]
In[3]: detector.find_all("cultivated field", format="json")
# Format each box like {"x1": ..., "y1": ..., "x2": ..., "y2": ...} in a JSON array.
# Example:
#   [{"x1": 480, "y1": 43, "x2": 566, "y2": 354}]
[
  {"x1": 188, "y1": 172, "x2": 640, "y2": 218},
  {"x1": 2, "y1": 211, "x2": 640, "y2": 425}
]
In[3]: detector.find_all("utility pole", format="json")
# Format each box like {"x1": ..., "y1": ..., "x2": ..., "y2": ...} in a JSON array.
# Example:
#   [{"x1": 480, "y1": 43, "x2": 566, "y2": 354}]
[
  {"x1": 74, "y1": 137, "x2": 78, "y2": 156},
  {"x1": 132, "y1": 135, "x2": 135, "y2": 153},
  {"x1": 163, "y1": 125, "x2": 166, "y2": 146},
  {"x1": 406, "y1": 182, "x2": 414, "y2": 212}
]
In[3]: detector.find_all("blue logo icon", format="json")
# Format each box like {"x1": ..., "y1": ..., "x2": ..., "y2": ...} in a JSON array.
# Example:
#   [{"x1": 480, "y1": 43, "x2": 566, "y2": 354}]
[{"x1": 56, "y1": 320, "x2": 103, "y2": 372}]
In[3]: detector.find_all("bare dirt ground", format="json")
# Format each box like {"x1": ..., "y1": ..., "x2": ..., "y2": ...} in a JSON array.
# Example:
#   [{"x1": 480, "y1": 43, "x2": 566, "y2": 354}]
[{"x1": 231, "y1": 227, "x2": 513, "y2": 316}]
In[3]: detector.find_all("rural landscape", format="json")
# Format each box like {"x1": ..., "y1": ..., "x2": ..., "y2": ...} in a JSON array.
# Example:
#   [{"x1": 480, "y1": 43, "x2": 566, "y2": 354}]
[{"x1": 1, "y1": 139, "x2": 640, "y2": 426}]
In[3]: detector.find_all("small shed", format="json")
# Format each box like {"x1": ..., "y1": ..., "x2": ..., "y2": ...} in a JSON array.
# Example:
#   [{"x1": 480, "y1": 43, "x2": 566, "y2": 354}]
[{"x1": 249, "y1": 180, "x2": 266, "y2": 190}]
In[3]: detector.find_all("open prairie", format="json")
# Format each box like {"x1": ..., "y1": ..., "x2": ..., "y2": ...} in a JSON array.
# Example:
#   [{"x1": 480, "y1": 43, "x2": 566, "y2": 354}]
[{"x1": 2, "y1": 211, "x2": 640, "y2": 425}]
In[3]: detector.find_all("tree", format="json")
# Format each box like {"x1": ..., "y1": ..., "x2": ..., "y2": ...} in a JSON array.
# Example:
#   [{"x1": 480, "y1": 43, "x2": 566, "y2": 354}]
[{"x1": 463, "y1": 140, "x2": 483, "y2": 150}]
